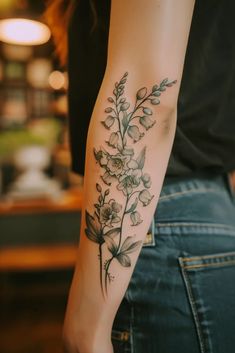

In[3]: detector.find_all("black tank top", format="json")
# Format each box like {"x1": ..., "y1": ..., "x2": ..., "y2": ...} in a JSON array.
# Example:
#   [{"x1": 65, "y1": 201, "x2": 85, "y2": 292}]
[{"x1": 68, "y1": 0, "x2": 235, "y2": 176}]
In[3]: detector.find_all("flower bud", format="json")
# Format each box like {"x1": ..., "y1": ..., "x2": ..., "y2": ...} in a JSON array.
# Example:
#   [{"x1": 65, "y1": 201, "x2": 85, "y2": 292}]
[
  {"x1": 120, "y1": 102, "x2": 130, "y2": 111},
  {"x1": 130, "y1": 211, "x2": 143, "y2": 226},
  {"x1": 136, "y1": 87, "x2": 147, "y2": 100},
  {"x1": 105, "y1": 107, "x2": 113, "y2": 113},
  {"x1": 141, "y1": 174, "x2": 151, "y2": 188},
  {"x1": 139, "y1": 190, "x2": 154, "y2": 206},
  {"x1": 127, "y1": 125, "x2": 144, "y2": 143},
  {"x1": 139, "y1": 115, "x2": 156, "y2": 130},
  {"x1": 143, "y1": 107, "x2": 153, "y2": 115},
  {"x1": 107, "y1": 132, "x2": 119, "y2": 147},
  {"x1": 96, "y1": 183, "x2": 102, "y2": 192},
  {"x1": 151, "y1": 98, "x2": 160, "y2": 105},
  {"x1": 152, "y1": 91, "x2": 161, "y2": 97},
  {"x1": 102, "y1": 115, "x2": 115, "y2": 129}
]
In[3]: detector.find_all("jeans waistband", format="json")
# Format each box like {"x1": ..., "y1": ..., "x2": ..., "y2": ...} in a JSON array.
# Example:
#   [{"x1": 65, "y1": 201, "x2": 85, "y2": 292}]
[
  {"x1": 154, "y1": 173, "x2": 235, "y2": 229},
  {"x1": 144, "y1": 173, "x2": 235, "y2": 245},
  {"x1": 161, "y1": 173, "x2": 233, "y2": 200}
]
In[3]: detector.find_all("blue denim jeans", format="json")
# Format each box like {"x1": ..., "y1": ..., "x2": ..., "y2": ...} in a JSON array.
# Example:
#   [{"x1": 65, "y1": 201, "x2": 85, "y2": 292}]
[{"x1": 112, "y1": 174, "x2": 235, "y2": 353}]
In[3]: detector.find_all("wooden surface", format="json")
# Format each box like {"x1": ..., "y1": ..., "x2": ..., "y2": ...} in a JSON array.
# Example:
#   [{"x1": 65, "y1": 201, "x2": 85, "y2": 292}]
[
  {"x1": 0, "y1": 244, "x2": 77, "y2": 271},
  {"x1": 0, "y1": 188, "x2": 83, "y2": 215},
  {"x1": 0, "y1": 188, "x2": 82, "y2": 271}
]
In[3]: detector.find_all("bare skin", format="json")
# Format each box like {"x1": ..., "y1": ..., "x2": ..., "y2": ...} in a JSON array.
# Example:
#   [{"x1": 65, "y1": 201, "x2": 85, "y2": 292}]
[{"x1": 63, "y1": 1, "x2": 195, "y2": 352}]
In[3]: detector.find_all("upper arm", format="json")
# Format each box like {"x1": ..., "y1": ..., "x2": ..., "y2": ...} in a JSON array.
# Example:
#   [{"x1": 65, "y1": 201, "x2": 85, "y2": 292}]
[{"x1": 106, "y1": 0, "x2": 195, "y2": 106}]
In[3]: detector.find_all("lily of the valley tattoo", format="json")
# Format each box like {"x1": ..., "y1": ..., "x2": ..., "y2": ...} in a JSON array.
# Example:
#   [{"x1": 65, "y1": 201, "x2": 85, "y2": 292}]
[{"x1": 85, "y1": 72, "x2": 176, "y2": 298}]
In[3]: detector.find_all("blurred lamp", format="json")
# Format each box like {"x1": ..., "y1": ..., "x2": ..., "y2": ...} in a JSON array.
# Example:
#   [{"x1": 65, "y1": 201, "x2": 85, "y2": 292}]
[
  {"x1": 2, "y1": 43, "x2": 33, "y2": 61},
  {"x1": 48, "y1": 71, "x2": 67, "y2": 90},
  {"x1": 27, "y1": 58, "x2": 52, "y2": 88},
  {"x1": 0, "y1": 18, "x2": 51, "y2": 45}
]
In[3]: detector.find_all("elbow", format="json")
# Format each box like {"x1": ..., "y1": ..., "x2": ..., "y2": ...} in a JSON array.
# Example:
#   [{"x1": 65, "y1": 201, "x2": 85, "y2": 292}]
[
  {"x1": 155, "y1": 103, "x2": 177, "y2": 136},
  {"x1": 158, "y1": 102, "x2": 177, "y2": 116}
]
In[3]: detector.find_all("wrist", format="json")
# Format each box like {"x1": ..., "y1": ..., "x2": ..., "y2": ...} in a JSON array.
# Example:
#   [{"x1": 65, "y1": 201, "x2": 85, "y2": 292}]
[
  {"x1": 63, "y1": 328, "x2": 113, "y2": 353},
  {"x1": 63, "y1": 296, "x2": 113, "y2": 353}
]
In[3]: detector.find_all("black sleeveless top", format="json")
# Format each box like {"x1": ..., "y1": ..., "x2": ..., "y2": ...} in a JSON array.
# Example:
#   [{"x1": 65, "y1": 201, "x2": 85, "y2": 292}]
[{"x1": 68, "y1": 0, "x2": 235, "y2": 176}]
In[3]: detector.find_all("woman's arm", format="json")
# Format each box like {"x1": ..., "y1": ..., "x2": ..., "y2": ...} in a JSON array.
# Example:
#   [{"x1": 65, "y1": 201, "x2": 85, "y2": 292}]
[{"x1": 63, "y1": 1, "x2": 195, "y2": 352}]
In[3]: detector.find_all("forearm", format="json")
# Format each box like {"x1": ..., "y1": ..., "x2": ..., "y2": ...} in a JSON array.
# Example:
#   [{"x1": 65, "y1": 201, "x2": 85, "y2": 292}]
[
  {"x1": 63, "y1": 1, "x2": 195, "y2": 352},
  {"x1": 81, "y1": 73, "x2": 177, "y2": 307},
  {"x1": 64, "y1": 71, "x2": 177, "y2": 353},
  {"x1": 83, "y1": 83, "x2": 176, "y2": 299}
]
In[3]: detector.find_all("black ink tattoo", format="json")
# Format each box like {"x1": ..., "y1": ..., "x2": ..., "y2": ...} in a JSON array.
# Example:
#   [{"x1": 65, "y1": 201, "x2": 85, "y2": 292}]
[{"x1": 85, "y1": 72, "x2": 176, "y2": 298}]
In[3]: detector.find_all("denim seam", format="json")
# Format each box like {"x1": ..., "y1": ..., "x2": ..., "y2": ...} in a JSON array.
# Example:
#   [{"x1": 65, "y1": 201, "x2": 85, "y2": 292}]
[
  {"x1": 155, "y1": 222, "x2": 235, "y2": 232},
  {"x1": 130, "y1": 305, "x2": 134, "y2": 353},
  {"x1": 159, "y1": 188, "x2": 223, "y2": 201},
  {"x1": 181, "y1": 251, "x2": 235, "y2": 262},
  {"x1": 155, "y1": 222, "x2": 235, "y2": 236},
  {"x1": 183, "y1": 260, "x2": 235, "y2": 270},
  {"x1": 178, "y1": 257, "x2": 206, "y2": 353}
]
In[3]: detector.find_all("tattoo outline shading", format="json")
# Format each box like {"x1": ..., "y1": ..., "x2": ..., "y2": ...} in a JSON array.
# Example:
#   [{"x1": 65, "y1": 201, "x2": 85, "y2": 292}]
[{"x1": 85, "y1": 72, "x2": 176, "y2": 298}]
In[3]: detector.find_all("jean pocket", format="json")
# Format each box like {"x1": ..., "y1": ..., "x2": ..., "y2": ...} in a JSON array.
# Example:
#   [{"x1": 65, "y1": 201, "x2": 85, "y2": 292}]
[
  {"x1": 178, "y1": 251, "x2": 235, "y2": 353},
  {"x1": 111, "y1": 329, "x2": 131, "y2": 353}
]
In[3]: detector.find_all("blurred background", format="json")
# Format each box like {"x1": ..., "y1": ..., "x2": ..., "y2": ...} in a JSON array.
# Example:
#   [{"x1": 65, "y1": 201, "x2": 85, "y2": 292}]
[{"x1": 0, "y1": 1, "x2": 82, "y2": 352}]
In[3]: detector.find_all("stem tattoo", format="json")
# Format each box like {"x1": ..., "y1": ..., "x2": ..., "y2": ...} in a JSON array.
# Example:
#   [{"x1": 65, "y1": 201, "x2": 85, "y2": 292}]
[{"x1": 85, "y1": 72, "x2": 176, "y2": 299}]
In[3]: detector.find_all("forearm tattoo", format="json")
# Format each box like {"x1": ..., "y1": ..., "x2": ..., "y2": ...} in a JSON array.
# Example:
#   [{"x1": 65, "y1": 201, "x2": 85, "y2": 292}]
[{"x1": 85, "y1": 72, "x2": 176, "y2": 298}]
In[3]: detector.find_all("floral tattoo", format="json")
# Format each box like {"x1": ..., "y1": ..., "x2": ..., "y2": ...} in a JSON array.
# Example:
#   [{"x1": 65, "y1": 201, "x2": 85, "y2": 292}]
[{"x1": 85, "y1": 72, "x2": 176, "y2": 298}]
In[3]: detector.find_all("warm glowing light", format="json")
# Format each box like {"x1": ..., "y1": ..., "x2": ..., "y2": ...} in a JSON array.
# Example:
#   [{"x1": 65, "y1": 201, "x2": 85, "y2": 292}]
[
  {"x1": 48, "y1": 71, "x2": 66, "y2": 90},
  {"x1": 3, "y1": 43, "x2": 33, "y2": 61},
  {"x1": 0, "y1": 18, "x2": 51, "y2": 45},
  {"x1": 0, "y1": 0, "x2": 14, "y2": 12},
  {"x1": 27, "y1": 59, "x2": 52, "y2": 88}
]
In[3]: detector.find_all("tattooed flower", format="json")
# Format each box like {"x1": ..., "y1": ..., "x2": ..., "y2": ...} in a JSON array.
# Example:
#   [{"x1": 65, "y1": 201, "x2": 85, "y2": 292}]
[
  {"x1": 127, "y1": 158, "x2": 139, "y2": 170},
  {"x1": 100, "y1": 153, "x2": 130, "y2": 185},
  {"x1": 139, "y1": 115, "x2": 156, "y2": 130},
  {"x1": 106, "y1": 132, "x2": 119, "y2": 148},
  {"x1": 121, "y1": 146, "x2": 134, "y2": 156},
  {"x1": 94, "y1": 149, "x2": 108, "y2": 167},
  {"x1": 101, "y1": 171, "x2": 116, "y2": 186},
  {"x1": 130, "y1": 211, "x2": 143, "y2": 226},
  {"x1": 127, "y1": 125, "x2": 144, "y2": 143},
  {"x1": 88, "y1": 73, "x2": 177, "y2": 297},
  {"x1": 107, "y1": 154, "x2": 129, "y2": 177},
  {"x1": 102, "y1": 115, "x2": 115, "y2": 129},
  {"x1": 100, "y1": 200, "x2": 122, "y2": 227},
  {"x1": 117, "y1": 169, "x2": 142, "y2": 195},
  {"x1": 141, "y1": 173, "x2": 152, "y2": 188},
  {"x1": 139, "y1": 189, "x2": 154, "y2": 206}
]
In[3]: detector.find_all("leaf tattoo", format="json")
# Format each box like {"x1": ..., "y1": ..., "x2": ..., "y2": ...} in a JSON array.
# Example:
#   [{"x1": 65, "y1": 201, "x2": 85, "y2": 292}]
[{"x1": 85, "y1": 72, "x2": 176, "y2": 299}]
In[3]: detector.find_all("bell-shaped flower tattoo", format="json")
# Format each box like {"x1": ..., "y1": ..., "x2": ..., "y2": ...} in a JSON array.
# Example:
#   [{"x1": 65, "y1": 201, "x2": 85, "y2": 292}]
[{"x1": 86, "y1": 72, "x2": 176, "y2": 298}]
